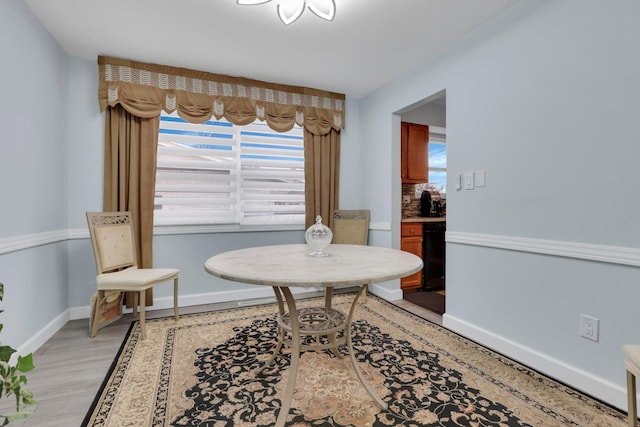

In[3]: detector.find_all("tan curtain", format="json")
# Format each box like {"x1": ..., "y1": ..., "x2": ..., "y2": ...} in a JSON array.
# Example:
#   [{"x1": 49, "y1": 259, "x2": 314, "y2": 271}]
[
  {"x1": 103, "y1": 104, "x2": 159, "y2": 307},
  {"x1": 98, "y1": 56, "x2": 345, "y2": 134},
  {"x1": 304, "y1": 128, "x2": 340, "y2": 229},
  {"x1": 98, "y1": 56, "x2": 344, "y2": 304}
]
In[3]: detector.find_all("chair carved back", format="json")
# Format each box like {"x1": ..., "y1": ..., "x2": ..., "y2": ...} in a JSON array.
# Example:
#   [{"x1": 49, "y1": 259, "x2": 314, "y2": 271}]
[
  {"x1": 332, "y1": 210, "x2": 370, "y2": 245},
  {"x1": 86, "y1": 212, "x2": 138, "y2": 274}
]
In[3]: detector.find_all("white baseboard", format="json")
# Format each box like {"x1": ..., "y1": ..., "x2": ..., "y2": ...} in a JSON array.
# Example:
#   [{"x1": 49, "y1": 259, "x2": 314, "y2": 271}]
[
  {"x1": 17, "y1": 310, "x2": 69, "y2": 361},
  {"x1": 369, "y1": 282, "x2": 403, "y2": 301},
  {"x1": 443, "y1": 313, "x2": 627, "y2": 412}
]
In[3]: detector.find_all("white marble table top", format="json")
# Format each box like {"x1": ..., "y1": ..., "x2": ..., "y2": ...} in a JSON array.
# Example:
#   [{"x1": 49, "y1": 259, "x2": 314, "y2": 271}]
[{"x1": 204, "y1": 244, "x2": 423, "y2": 288}]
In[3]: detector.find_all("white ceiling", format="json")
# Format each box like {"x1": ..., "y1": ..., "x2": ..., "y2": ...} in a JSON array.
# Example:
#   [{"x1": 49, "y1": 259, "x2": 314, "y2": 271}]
[{"x1": 23, "y1": 0, "x2": 522, "y2": 99}]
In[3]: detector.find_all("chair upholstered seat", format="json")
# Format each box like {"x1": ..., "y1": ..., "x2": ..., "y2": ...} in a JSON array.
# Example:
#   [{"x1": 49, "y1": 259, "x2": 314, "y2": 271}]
[
  {"x1": 97, "y1": 267, "x2": 179, "y2": 290},
  {"x1": 624, "y1": 344, "x2": 640, "y2": 426}
]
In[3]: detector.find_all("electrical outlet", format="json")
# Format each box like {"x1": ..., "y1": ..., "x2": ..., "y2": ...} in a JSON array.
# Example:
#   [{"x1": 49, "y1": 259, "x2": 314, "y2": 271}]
[
  {"x1": 580, "y1": 314, "x2": 599, "y2": 342},
  {"x1": 403, "y1": 195, "x2": 411, "y2": 204}
]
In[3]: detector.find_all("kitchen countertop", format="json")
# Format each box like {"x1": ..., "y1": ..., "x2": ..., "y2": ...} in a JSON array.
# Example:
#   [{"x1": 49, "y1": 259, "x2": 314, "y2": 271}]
[{"x1": 402, "y1": 216, "x2": 446, "y2": 223}]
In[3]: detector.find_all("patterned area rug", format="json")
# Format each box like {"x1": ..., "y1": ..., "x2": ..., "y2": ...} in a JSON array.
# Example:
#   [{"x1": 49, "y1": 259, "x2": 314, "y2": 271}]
[{"x1": 83, "y1": 294, "x2": 626, "y2": 426}]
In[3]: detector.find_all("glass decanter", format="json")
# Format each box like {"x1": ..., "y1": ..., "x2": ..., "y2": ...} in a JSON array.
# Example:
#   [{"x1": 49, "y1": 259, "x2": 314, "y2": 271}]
[{"x1": 304, "y1": 215, "x2": 333, "y2": 257}]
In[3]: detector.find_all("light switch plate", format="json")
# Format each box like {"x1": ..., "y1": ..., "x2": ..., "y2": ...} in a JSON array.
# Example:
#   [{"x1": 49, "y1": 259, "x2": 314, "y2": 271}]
[
  {"x1": 455, "y1": 174, "x2": 462, "y2": 190},
  {"x1": 475, "y1": 170, "x2": 486, "y2": 187},
  {"x1": 464, "y1": 172, "x2": 474, "y2": 190}
]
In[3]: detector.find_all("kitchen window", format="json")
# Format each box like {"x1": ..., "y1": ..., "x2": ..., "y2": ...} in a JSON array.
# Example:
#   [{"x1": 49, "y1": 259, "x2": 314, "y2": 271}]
[
  {"x1": 154, "y1": 111, "x2": 305, "y2": 227},
  {"x1": 428, "y1": 128, "x2": 447, "y2": 192}
]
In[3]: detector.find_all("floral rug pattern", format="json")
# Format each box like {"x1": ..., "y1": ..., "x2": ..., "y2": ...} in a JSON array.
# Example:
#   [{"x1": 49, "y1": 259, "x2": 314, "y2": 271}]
[
  {"x1": 83, "y1": 295, "x2": 627, "y2": 427},
  {"x1": 173, "y1": 318, "x2": 531, "y2": 426}
]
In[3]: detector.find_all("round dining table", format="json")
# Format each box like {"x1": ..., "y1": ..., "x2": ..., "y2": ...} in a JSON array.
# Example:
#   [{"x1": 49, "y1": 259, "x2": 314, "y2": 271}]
[{"x1": 204, "y1": 243, "x2": 423, "y2": 427}]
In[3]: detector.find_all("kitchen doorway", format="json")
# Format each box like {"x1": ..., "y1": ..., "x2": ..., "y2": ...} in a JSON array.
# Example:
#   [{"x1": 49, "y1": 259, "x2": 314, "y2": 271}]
[{"x1": 399, "y1": 91, "x2": 447, "y2": 317}]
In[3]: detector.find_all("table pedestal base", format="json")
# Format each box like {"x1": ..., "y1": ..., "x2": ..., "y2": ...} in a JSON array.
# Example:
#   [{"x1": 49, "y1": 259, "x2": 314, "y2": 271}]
[{"x1": 255, "y1": 284, "x2": 386, "y2": 427}]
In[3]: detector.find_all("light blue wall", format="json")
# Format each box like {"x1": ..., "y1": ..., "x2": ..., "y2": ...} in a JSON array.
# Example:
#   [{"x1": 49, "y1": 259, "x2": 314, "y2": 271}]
[
  {"x1": 443, "y1": 0, "x2": 640, "y2": 244},
  {"x1": 0, "y1": 0, "x2": 70, "y2": 347},
  {"x1": 66, "y1": 56, "x2": 103, "y2": 229},
  {"x1": 0, "y1": 0, "x2": 69, "y2": 235},
  {"x1": 358, "y1": 0, "x2": 640, "y2": 409}
]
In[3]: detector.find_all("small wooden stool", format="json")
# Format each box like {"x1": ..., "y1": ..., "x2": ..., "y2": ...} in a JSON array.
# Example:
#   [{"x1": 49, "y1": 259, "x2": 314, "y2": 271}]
[{"x1": 624, "y1": 345, "x2": 640, "y2": 427}]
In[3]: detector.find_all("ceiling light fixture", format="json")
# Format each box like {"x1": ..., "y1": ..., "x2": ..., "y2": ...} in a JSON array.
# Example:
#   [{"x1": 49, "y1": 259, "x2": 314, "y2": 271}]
[{"x1": 237, "y1": 0, "x2": 336, "y2": 25}]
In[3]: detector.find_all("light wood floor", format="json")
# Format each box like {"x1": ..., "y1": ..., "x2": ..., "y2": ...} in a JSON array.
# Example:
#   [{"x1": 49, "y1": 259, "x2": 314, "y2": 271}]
[{"x1": 7, "y1": 293, "x2": 440, "y2": 427}]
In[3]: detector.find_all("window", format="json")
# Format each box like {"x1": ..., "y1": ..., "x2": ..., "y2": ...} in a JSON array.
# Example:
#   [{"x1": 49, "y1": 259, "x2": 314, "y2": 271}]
[
  {"x1": 154, "y1": 112, "x2": 305, "y2": 227},
  {"x1": 428, "y1": 127, "x2": 446, "y2": 192}
]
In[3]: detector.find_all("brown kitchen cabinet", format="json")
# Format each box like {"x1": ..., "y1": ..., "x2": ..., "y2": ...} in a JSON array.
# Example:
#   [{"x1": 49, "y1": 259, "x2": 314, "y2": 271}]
[
  {"x1": 401, "y1": 223, "x2": 423, "y2": 291},
  {"x1": 401, "y1": 122, "x2": 429, "y2": 183}
]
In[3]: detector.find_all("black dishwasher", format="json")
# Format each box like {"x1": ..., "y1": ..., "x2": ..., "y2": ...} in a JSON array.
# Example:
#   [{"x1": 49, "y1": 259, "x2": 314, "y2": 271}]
[{"x1": 422, "y1": 221, "x2": 446, "y2": 291}]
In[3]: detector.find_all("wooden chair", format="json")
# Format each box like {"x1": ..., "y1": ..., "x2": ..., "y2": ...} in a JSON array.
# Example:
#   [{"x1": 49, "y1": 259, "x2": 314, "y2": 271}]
[
  {"x1": 86, "y1": 211, "x2": 179, "y2": 339},
  {"x1": 332, "y1": 210, "x2": 370, "y2": 245},
  {"x1": 624, "y1": 345, "x2": 640, "y2": 426},
  {"x1": 331, "y1": 210, "x2": 370, "y2": 301}
]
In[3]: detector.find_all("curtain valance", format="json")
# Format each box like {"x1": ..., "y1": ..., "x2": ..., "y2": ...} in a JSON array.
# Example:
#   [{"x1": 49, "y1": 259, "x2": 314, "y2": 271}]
[{"x1": 98, "y1": 56, "x2": 345, "y2": 135}]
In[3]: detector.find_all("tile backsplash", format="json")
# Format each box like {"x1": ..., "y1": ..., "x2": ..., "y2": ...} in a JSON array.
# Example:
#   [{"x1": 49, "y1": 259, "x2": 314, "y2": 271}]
[
  {"x1": 402, "y1": 184, "x2": 421, "y2": 217},
  {"x1": 402, "y1": 183, "x2": 446, "y2": 218}
]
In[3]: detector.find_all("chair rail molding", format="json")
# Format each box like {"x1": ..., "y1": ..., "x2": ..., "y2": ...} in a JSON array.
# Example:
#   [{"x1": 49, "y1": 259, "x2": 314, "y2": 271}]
[
  {"x1": 0, "y1": 230, "x2": 74, "y2": 255},
  {"x1": 369, "y1": 221, "x2": 391, "y2": 231},
  {"x1": 446, "y1": 231, "x2": 640, "y2": 267},
  {"x1": 6, "y1": 228, "x2": 640, "y2": 268}
]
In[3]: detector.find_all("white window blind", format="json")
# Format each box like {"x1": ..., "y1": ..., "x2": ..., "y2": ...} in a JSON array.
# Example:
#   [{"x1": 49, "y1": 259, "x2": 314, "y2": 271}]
[{"x1": 154, "y1": 112, "x2": 305, "y2": 227}]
